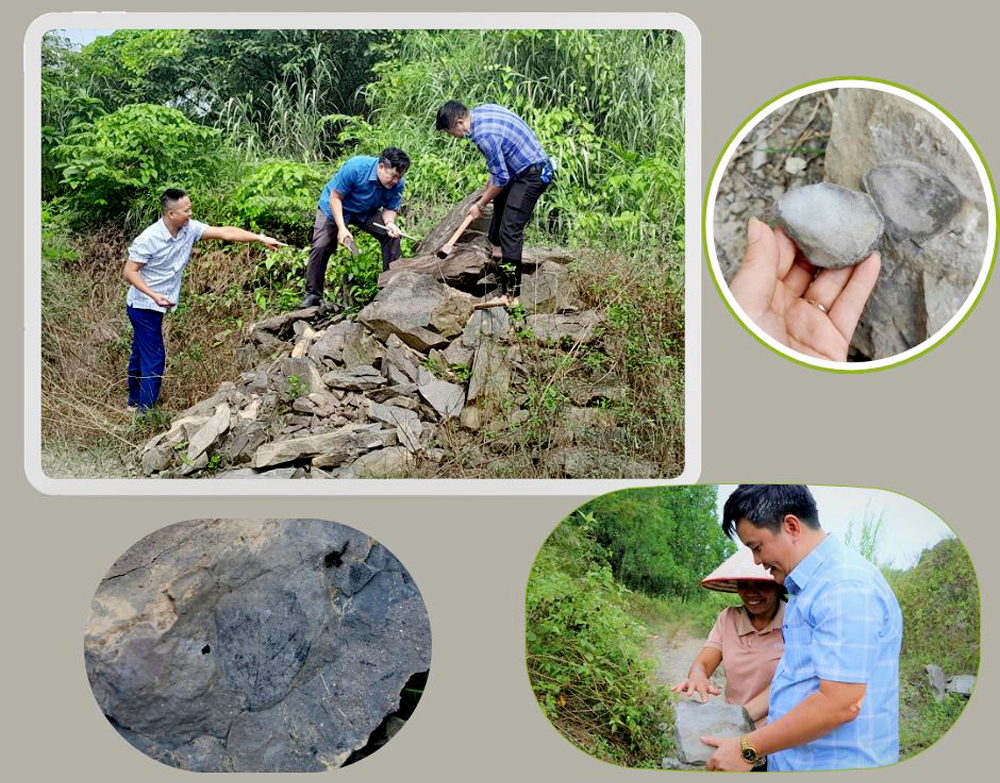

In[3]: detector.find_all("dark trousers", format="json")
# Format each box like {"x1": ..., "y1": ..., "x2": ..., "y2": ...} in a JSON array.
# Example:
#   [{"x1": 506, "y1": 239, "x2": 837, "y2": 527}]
[
  {"x1": 305, "y1": 209, "x2": 401, "y2": 297},
  {"x1": 127, "y1": 305, "x2": 165, "y2": 410},
  {"x1": 488, "y1": 165, "x2": 549, "y2": 296}
]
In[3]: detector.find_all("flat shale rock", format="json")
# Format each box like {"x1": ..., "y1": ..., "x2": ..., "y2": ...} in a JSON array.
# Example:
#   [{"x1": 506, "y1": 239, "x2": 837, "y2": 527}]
[
  {"x1": 359, "y1": 270, "x2": 472, "y2": 350},
  {"x1": 863, "y1": 160, "x2": 964, "y2": 241},
  {"x1": 85, "y1": 519, "x2": 431, "y2": 772},
  {"x1": 775, "y1": 183, "x2": 884, "y2": 268},
  {"x1": 674, "y1": 700, "x2": 753, "y2": 765}
]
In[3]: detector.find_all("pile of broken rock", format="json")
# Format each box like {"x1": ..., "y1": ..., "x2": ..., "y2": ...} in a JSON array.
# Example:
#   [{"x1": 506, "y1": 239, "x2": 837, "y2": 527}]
[{"x1": 139, "y1": 194, "x2": 614, "y2": 479}]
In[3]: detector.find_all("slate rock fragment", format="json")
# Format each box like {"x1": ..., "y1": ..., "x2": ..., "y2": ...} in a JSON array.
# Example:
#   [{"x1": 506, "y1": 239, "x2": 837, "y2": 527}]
[
  {"x1": 775, "y1": 182, "x2": 884, "y2": 268},
  {"x1": 674, "y1": 700, "x2": 754, "y2": 765},
  {"x1": 863, "y1": 160, "x2": 964, "y2": 241}
]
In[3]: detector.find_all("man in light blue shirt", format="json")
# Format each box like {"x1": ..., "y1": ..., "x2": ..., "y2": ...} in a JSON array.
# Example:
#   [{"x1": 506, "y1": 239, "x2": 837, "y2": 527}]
[
  {"x1": 436, "y1": 101, "x2": 552, "y2": 308},
  {"x1": 301, "y1": 148, "x2": 409, "y2": 307},
  {"x1": 124, "y1": 188, "x2": 284, "y2": 411},
  {"x1": 703, "y1": 484, "x2": 902, "y2": 771}
]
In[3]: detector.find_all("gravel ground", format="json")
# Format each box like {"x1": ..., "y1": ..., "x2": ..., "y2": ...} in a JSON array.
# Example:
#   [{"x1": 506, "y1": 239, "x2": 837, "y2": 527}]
[{"x1": 712, "y1": 91, "x2": 835, "y2": 281}]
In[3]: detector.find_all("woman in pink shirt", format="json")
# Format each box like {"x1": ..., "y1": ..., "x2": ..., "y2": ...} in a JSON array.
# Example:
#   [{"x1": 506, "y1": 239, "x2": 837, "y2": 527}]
[{"x1": 672, "y1": 547, "x2": 785, "y2": 725}]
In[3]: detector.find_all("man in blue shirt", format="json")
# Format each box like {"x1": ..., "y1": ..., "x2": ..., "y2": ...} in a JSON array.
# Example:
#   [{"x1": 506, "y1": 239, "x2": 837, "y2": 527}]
[
  {"x1": 301, "y1": 148, "x2": 409, "y2": 308},
  {"x1": 703, "y1": 484, "x2": 902, "y2": 771},
  {"x1": 124, "y1": 188, "x2": 284, "y2": 411},
  {"x1": 436, "y1": 102, "x2": 552, "y2": 307}
]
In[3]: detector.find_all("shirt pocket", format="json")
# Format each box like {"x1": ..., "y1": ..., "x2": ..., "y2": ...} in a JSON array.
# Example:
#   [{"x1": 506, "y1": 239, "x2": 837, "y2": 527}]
[{"x1": 779, "y1": 623, "x2": 814, "y2": 676}]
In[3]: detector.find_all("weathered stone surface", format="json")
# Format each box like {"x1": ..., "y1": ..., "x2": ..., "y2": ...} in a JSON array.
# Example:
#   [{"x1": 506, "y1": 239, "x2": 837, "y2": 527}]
[
  {"x1": 307, "y1": 320, "x2": 354, "y2": 364},
  {"x1": 945, "y1": 674, "x2": 975, "y2": 697},
  {"x1": 526, "y1": 311, "x2": 603, "y2": 345},
  {"x1": 381, "y1": 247, "x2": 490, "y2": 292},
  {"x1": 863, "y1": 160, "x2": 964, "y2": 241},
  {"x1": 461, "y1": 307, "x2": 510, "y2": 348},
  {"x1": 775, "y1": 183, "x2": 884, "y2": 268},
  {"x1": 467, "y1": 339, "x2": 512, "y2": 404},
  {"x1": 519, "y1": 260, "x2": 577, "y2": 313},
  {"x1": 340, "y1": 447, "x2": 416, "y2": 478},
  {"x1": 141, "y1": 446, "x2": 173, "y2": 476},
  {"x1": 521, "y1": 246, "x2": 575, "y2": 269},
  {"x1": 85, "y1": 518, "x2": 430, "y2": 772},
  {"x1": 442, "y1": 340, "x2": 474, "y2": 367},
  {"x1": 824, "y1": 89, "x2": 989, "y2": 359},
  {"x1": 359, "y1": 271, "x2": 468, "y2": 350},
  {"x1": 417, "y1": 376, "x2": 465, "y2": 419},
  {"x1": 674, "y1": 700, "x2": 753, "y2": 765},
  {"x1": 217, "y1": 467, "x2": 299, "y2": 479},
  {"x1": 280, "y1": 357, "x2": 326, "y2": 395},
  {"x1": 342, "y1": 322, "x2": 383, "y2": 369},
  {"x1": 567, "y1": 379, "x2": 629, "y2": 407},
  {"x1": 366, "y1": 402, "x2": 423, "y2": 452},
  {"x1": 322, "y1": 365, "x2": 387, "y2": 391},
  {"x1": 255, "y1": 423, "x2": 386, "y2": 468},
  {"x1": 186, "y1": 403, "x2": 231, "y2": 462},
  {"x1": 414, "y1": 189, "x2": 490, "y2": 256},
  {"x1": 926, "y1": 663, "x2": 947, "y2": 700}
]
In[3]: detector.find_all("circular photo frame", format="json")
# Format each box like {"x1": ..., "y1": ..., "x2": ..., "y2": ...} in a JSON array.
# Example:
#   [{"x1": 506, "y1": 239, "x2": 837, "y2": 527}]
[{"x1": 705, "y1": 78, "x2": 996, "y2": 371}]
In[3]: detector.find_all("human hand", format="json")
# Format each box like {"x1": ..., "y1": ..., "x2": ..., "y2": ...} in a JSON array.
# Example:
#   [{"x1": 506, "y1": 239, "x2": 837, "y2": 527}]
[
  {"x1": 467, "y1": 202, "x2": 483, "y2": 221},
  {"x1": 259, "y1": 234, "x2": 287, "y2": 251},
  {"x1": 702, "y1": 736, "x2": 753, "y2": 772},
  {"x1": 152, "y1": 293, "x2": 174, "y2": 309},
  {"x1": 337, "y1": 227, "x2": 354, "y2": 247},
  {"x1": 729, "y1": 217, "x2": 881, "y2": 362},
  {"x1": 383, "y1": 221, "x2": 401, "y2": 239},
  {"x1": 671, "y1": 675, "x2": 720, "y2": 703}
]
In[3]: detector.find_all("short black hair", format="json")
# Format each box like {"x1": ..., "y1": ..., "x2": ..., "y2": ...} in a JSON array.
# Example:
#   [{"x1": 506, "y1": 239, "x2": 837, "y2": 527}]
[
  {"x1": 161, "y1": 188, "x2": 188, "y2": 213},
  {"x1": 722, "y1": 484, "x2": 821, "y2": 538},
  {"x1": 379, "y1": 147, "x2": 410, "y2": 175},
  {"x1": 435, "y1": 100, "x2": 469, "y2": 132}
]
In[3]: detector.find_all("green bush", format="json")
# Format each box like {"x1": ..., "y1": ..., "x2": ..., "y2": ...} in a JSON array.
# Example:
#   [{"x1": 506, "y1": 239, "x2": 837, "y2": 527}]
[
  {"x1": 54, "y1": 103, "x2": 225, "y2": 225},
  {"x1": 233, "y1": 159, "x2": 329, "y2": 245},
  {"x1": 526, "y1": 518, "x2": 674, "y2": 767}
]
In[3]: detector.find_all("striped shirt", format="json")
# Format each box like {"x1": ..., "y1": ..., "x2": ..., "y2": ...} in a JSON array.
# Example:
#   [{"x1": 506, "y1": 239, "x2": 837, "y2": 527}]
[
  {"x1": 126, "y1": 218, "x2": 207, "y2": 312},
  {"x1": 469, "y1": 104, "x2": 549, "y2": 187},
  {"x1": 769, "y1": 535, "x2": 902, "y2": 770}
]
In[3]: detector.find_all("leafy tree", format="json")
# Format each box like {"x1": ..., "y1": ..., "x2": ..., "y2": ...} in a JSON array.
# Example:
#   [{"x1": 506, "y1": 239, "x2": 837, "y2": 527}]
[{"x1": 572, "y1": 486, "x2": 735, "y2": 598}]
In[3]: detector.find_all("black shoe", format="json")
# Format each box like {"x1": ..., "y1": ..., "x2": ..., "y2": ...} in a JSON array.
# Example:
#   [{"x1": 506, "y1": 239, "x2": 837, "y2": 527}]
[{"x1": 300, "y1": 293, "x2": 322, "y2": 308}]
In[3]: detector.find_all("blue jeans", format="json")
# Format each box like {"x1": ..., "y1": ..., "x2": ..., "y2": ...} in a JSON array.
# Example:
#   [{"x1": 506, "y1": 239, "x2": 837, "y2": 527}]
[{"x1": 127, "y1": 305, "x2": 165, "y2": 410}]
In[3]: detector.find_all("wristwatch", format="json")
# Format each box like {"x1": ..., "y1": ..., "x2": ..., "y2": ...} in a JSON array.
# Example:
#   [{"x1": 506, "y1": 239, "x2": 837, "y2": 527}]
[{"x1": 740, "y1": 735, "x2": 766, "y2": 767}]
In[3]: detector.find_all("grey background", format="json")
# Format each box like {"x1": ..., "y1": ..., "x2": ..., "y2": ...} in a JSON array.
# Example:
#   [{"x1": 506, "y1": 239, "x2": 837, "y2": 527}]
[{"x1": 3, "y1": 1, "x2": 995, "y2": 780}]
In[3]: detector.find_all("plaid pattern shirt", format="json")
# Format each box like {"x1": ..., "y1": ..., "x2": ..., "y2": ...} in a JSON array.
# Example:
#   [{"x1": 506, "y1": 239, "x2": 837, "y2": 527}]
[
  {"x1": 126, "y1": 218, "x2": 207, "y2": 313},
  {"x1": 769, "y1": 535, "x2": 902, "y2": 770},
  {"x1": 469, "y1": 104, "x2": 548, "y2": 188}
]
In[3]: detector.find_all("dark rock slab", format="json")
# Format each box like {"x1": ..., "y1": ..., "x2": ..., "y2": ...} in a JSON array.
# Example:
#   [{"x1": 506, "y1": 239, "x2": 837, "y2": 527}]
[
  {"x1": 85, "y1": 519, "x2": 431, "y2": 772},
  {"x1": 674, "y1": 700, "x2": 753, "y2": 765},
  {"x1": 775, "y1": 183, "x2": 884, "y2": 268},
  {"x1": 359, "y1": 271, "x2": 472, "y2": 351},
  {"x1": 525, "y1": 311, "x2": 603, "y2": 345}
]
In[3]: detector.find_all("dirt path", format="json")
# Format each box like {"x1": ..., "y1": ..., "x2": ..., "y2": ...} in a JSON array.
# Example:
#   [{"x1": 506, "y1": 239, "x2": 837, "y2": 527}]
[{"x1": 645, "y1": 625, "x2": 726, "y2": 694}]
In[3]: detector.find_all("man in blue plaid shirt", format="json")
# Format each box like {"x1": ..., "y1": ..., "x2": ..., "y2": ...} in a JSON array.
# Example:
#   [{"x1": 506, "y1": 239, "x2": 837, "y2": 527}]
[
  {"x1": 436, "y1": 101, "x2": 553, "y2": 307},
  {"x1": 703, "y1": 485, "x2": 902, "y2": 771}
]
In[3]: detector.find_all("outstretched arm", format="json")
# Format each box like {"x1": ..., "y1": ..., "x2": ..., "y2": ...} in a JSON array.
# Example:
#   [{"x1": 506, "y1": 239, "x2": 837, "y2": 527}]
[{"x1": 201, "y1": 225, "x2": 285, "y2": 250}]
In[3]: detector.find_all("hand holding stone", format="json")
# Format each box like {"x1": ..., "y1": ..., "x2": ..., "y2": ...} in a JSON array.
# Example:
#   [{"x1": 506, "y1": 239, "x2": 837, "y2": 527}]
[
  {"x1": 672, "y1": 674, "x2": 720, "y2": 703},
  {"x1": 702, "y1": 735, "x2": 753, "y2": 772},
  {"x1": 730, "y1": 217, "x2": 881, "y2": 362}
]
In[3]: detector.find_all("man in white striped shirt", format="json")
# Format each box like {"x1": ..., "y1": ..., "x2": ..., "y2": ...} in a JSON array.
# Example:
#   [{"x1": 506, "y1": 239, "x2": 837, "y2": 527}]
[{"x1": 124, "y1": 188, "x2": 284, "y2": 411}]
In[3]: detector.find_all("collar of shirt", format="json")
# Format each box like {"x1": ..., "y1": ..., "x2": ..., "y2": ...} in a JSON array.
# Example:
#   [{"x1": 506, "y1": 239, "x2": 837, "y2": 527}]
[
  {"x1": 784, "y1": 534, "x2": 836, "y2": 596},
  {"x1": 154, "y1": 218, "x2": 189, "y2": 243},
  {"x1": 734, "y1": 600, "x2": 785, "y2": 636}
]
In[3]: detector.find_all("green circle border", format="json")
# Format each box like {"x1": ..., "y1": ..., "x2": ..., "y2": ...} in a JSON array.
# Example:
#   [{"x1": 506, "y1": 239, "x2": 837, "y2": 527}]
[{"x1": 702, "y1": 76, "x2": 998, "y2": 374}]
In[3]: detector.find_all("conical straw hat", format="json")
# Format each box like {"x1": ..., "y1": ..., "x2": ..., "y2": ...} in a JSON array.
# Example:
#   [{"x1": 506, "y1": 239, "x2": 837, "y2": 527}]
[{"x1": 700, "y1": 546, "x2": 777, "y2": 593}]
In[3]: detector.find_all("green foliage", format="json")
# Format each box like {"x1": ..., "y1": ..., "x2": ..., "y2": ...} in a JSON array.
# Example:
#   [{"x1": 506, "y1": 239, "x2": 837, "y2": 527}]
[
  {"x1": 574, "y1": 486, "x2": 734, "y2": 599},
  {"x1": 526, "y1": 518, "x2": 674, "y2": 767},
  {"x1": 843, "y1": 505, "x2": 887, "y2": 567},
  {"x1": 54, "y1": 103, "x2": 225, "y2": 224},
  {"x1": 233, "y1": 159, "x2": 328, "y2": 243}
]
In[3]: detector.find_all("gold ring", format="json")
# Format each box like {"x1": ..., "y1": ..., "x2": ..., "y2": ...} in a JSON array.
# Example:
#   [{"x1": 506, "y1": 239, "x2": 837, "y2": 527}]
[{"x1": 805, "y1": 298, "x2": 829, "y2": 314}]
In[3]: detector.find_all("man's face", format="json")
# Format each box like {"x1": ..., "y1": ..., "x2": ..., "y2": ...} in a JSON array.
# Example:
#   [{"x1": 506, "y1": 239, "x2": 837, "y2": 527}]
[
  {"x1": 446, "y1": 116, "x2": 470, "y2": 139},
  {"x1": 377, "y1": 163, "x2": 403, "y2": 189},
  {"x1": 167, "y1": 196, "x2": 193, "y2": 226},
  {"x1": 736, "y1": 519, "x2": 796, "y2": 584}
]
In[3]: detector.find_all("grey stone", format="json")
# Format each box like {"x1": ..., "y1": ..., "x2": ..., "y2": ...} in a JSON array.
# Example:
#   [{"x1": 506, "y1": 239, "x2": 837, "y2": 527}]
[
  {"x1": 216, "y1": 467, "x2": 298, "y2": 480},
  {"x1": 824, "y1": 89, "x2": 989, "y2": 359},
  {"x1": 280, "y1": 356, "x2": 326, "y2": 395},
  {"x1": 85, "y1": 519, "x2": 430, "y2": 772},
  {"x1": 775, "y1": 183, "x2": 884, "y2": 268},
  {"x1": 342, "y1": 321, "x2": 383, "y2": 368},
  {"x1": 141, "y1": 446, "x2": 173, "y2": 476},
  {"x1": 520, "y1": 246, "x2": 575, "y2": 270},
  {"x1": 322, "y1": 366, "x2": 387, "y2": 392},
  {"x1": 467, "y1": 339, "x2": 512, "y2": 405},
  {"x1": 382, "y1": 333, "x2": 424, "y2": 384},
  {"x1": 178, "y1": 451, "x2": 209, "y2": 476},
  {"x1": 413, "y1": 189, "x2": 491, "y2": 256},
  {"x1": 519, "y1": 260, "x2": 577, "y2": 313},
  {"x1": 674, "y1": 700, "x2": 753, "y2": 765},
  {"x1": 442, "y1": 340, "x2": 474, "y2": 367},
  {"x1": 341, "y1": 447, "x2": 417, "y2": 478},
  {"x1": 461, "y1": 307, "x2": 510, "y2": 348},
  {"x1": 186, "y1": 403, "x2": 231, "y2": 462},
  {"x1": 381, "y1": 248, "x2": 490, "y2": 293},
  {"x1": 525, "y1": 311, "x2": 603, "y2": 345},
  {"x1": 863, "y1": 160, "x2": 964, "y2": 241},
  {"x1": 926, "y1": 663, "x2": 947, "y2": 700},
  {"x1": 359, "y1": 271, "x2": 472, "y2": 351},
  {"x1": 945, "y1": 674, "x2": 975, "y2": 697},
  {"x1": 418, "y1": 377, "x2": 465, "y2": 419},
  {"x1": 366, "y1": 402, "x2": 423, "y2": 453},
  {"x1": 307, "y1": 320, "x2": 354, "y2": 364},
  {"x1": 254, "y1": 423, "x2": 386, "y2": 468},
  {"x1": 784, "y1": 156, "x2": 807, "y2": 175}
]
